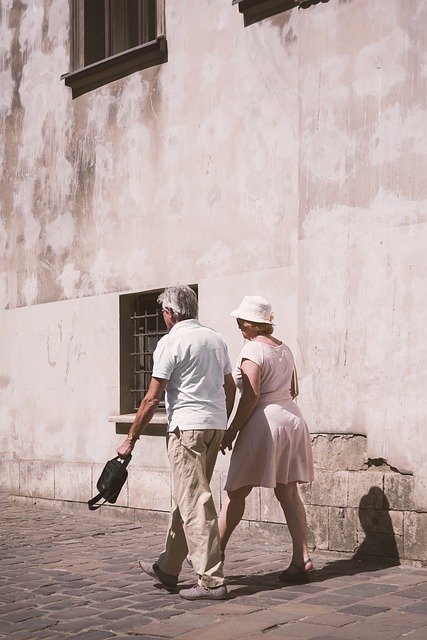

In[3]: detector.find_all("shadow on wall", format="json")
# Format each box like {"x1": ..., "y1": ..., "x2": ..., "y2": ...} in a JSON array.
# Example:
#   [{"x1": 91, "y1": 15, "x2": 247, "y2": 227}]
[
  {"x1": 318, "y1": 486, "x2": 400, "y2": 581},
  {"x1": 353, "y1": 487, "x2": 400, "y2": 563}
]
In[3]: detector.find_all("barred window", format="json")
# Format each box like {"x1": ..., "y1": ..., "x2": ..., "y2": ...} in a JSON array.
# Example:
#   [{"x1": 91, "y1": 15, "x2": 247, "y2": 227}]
[{"x1": 119, "y1": 286, "x2": 198, "y2": 413}]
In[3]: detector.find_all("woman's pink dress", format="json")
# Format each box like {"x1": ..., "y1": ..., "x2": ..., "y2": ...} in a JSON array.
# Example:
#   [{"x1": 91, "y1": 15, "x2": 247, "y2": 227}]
[{"x1": 224, "y1": 340, "x2": 314, "y2": 491}]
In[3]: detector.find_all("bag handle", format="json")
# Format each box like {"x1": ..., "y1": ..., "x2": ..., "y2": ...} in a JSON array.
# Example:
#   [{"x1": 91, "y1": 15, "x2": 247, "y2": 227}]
[{"x1": 88, "y1": 490, "x2": 108, "y2": 511}]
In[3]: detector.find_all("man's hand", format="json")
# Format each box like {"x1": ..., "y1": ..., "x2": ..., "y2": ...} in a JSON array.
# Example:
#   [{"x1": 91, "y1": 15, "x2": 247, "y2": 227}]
[
  {"x1": 220, "y1": 426, "x2": 238, "y2": 455},
  {"x1": 116, "y1": 377, "x2": 168, "y2": 459},
  {"x1": 117, "y1": 438, "x2": 134, "y2": 458}
]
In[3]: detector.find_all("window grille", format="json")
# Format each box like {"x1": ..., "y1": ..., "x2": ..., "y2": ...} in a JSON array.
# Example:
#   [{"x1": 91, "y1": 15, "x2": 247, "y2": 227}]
[{"x1": 130, "y1": 293, "x2": 167, "y2": 411}]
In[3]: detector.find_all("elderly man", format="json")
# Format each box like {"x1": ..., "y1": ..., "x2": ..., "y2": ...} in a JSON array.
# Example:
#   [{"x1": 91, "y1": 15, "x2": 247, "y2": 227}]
[{"x1": 117, "y1": 285, "x2": 235, "y2": 600}]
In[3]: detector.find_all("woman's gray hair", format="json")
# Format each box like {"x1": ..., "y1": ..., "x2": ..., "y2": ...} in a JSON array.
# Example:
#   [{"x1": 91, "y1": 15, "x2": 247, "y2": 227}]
[{"x1": 158, "y1": 285, "x2": 198, "y2": 320}]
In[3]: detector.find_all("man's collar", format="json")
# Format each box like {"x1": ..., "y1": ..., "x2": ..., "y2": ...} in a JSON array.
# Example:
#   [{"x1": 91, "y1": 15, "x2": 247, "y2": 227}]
[{"x1": 169, "y1": 318, "x2": 200, "y2": 333}]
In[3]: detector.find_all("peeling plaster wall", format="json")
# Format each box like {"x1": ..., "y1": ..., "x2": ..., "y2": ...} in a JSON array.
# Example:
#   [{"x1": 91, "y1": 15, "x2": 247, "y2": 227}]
[
  {"x1": 296, "y1": 0, "x2": 427, "y2": 508},
  {"x1": 0, "y1": 0, "x2": 426, "y2": 510}
]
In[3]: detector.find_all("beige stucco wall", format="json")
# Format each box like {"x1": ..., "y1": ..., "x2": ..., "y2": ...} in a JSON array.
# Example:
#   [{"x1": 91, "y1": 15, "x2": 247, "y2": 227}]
[{"x1": 0, "y1": 0, "x2": 426, "y2": 512}]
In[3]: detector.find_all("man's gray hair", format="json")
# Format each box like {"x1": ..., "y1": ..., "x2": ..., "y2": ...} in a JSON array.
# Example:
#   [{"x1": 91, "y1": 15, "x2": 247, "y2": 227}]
[{"x1": 158, "y1": 285, "x2": 198, "y2": 320}]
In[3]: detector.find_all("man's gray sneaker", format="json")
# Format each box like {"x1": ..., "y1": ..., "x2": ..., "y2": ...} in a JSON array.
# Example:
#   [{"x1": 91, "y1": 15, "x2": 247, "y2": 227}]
[
  {"x1": 179, "y1": 584, "x2": 228, "y2": 600},
  {"x1": 139, "y1": 561, "x2": 178, "y2": 590}
]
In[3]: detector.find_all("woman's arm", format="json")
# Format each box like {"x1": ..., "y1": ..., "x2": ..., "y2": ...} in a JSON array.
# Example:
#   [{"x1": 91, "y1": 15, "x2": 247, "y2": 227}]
[
  {"x1": 223, "y1": 372, "x2": 236, "y2": 419},
  {"x1": 221, "y1": 358, "x2": 260, "y2": 452}
]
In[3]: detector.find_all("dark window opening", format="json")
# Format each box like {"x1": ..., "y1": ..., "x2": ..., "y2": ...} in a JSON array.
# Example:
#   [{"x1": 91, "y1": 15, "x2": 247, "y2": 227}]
[
  {"x1": 84, "y1": 0, "x2": 157, "y2": 66},
  {"x1": 131, "y1": 291, "x2": 167, "y2": 411}
]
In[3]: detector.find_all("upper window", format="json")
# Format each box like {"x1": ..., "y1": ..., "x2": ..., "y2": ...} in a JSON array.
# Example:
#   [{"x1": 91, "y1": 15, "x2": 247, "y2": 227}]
[
  {"x1": 232, "y1": 0, "x2": 298, "y2": 26},
  {"x1": 62, "y1": 0, "x2": 167, "y2": 98}
]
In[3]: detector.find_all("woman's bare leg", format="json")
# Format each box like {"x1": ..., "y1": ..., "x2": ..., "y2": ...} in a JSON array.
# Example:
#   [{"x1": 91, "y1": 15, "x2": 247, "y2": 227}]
[
  {"x1": 274, "y1": 482, "x2": 313, "y2": 570},
  {"x1": 218, "y1": 485, "x2": 253, "y2": 555}
]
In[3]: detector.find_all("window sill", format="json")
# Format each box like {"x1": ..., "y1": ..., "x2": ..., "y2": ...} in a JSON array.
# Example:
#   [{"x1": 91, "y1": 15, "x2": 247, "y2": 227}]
[
  {"x1": 109, "y1": 410, "x2": 167, "y2": 437},
  {"x1": 61, "y1": 36, "x2": 167, "y2": 99},
  {"x1": 232, "y1": 0, "x2": 298, "y2": 26}
]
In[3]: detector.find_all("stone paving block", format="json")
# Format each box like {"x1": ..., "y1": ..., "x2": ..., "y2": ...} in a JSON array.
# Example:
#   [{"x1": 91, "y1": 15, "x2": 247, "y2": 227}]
[
  {"x1": 299, "y1": 636, "x2": 341, "y2": 640},
  {"x1": 1, "y1": 608, "x2": 43, "y2": 623},
  {"x1": 269, "y1": 602, "x2": 336, "y2": 616},
  {"x1": 244, "y1": 633, "x2": 299, "y2": 640},
  {"x1": 300, "y1": 471, "x2": 349, "y2": 507},
  {"x1": 175, "y1": 608, "x2": 307, "y2": 640},
  {"x1": 376, "y1": 571, "x2": 427, "y2": 587},
  {"x1": 102, "y1": 614, "x2": 151, "y2": 632},
  {"x1": 303, "y1": 612, "x2": 359, "y2": 627},
  {"x1": 384, "y1": 473, "x2": 415, "y2": 511},
  {"x1": 347, "y1": 471, "x2": 384, "y2": 509},
  {"x1": 397, "y1": 582, "x2": 427, "y2": 599},
  {"x1": 13, "y1": 617, "x2": 60, "y2": 633},
  {"x1": 130, "y1": 620, "x2": 198, "y2": 637},
  {"x1": 69, "y1": 632, "x2": 115, "y2": 640},
  {"x1": 364, "y1": 594, "x2": 417, "y2": 609},
  {"x1": 401, "y1": 601, "x2": 427, "y2": 614},
  {"x1": 303, "y1": 594, "x2": 363, "y2": 607},
  {"x1": 262, "y1": 589, "x2": 305, "y2": 602},
  {"x1": 112, "y1": 636, "x2": 160, "y2": 640},
  {"x1": 336, "y1": 621, "x2": 414, "y2": 639},
  {"x1": 335, "y1": 582, "x2": 398, "y2": 597},
  {"x1": 399, "y1": 629, "x2": 427, "y2": 640},
  {"x1": 5, "y1": 631, "x2": 67, "y2": 640},
  {"x1": 372, "y1": 609, "x2": 427, "y2": 628},
  {"x1": 276, "y1": 621, "x2": 339, "y2": 638},
  {"x1": 192, "y1": 602, "x2": 263, "y2": 615},
  {"x1": 339, "y1": 603, "x2": 389, "y2": 616},
  {"x1": 128, "y1": 467, "x2": 171, "y2": 511},
  {"x1": 19, "y1": 460, "x2": 55, "y2": 499},
  {"x1": 55, "y1": 462, "x2": 92, "y2": 502},
  {"x1": 329, "y1": 507, "x2": 357, "y2": 553},
  {"x1": 404, "y1": 511, "x2": 427, "y2": 562}
]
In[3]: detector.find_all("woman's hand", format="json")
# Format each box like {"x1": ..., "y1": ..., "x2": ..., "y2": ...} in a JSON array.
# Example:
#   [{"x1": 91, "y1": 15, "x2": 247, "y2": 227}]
[{"x1": 220, "y1": 426, "x2": 238, "y2": 455}]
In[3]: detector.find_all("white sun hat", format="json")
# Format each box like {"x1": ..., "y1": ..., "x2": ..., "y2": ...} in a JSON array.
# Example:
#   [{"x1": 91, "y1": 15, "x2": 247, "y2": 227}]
[{"x1": 230, "y1": 295, "x2": 274, "y2": 325}]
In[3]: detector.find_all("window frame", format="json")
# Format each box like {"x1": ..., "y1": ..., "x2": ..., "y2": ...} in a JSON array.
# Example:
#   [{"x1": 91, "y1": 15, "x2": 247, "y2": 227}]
[
  {"x1": 232, "y1": 0, "x2": 299, "y2": 26},
  {"x1": 62, "y1": 0, "x2": 167, "y2": 99}
]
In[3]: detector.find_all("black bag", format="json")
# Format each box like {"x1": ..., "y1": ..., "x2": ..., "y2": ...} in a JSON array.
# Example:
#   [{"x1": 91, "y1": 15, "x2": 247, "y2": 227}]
[{"x1": 88, "y1": 455, "x2": 131, "y2": 511}]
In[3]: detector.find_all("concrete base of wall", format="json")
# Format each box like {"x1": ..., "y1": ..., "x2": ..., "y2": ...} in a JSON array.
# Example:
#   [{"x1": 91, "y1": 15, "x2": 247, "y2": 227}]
[{"x1": 1, "y1": 433, "x2": 425, "y2": 565}]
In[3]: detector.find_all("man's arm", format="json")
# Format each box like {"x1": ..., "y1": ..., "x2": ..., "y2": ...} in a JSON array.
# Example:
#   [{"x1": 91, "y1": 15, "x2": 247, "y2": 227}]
[
  {"x1": 117, "y1": 377, "x2": 168, "y2": 457},
  {"x1": 223, "y1": 372, "x2": 236, "y2": 419}
]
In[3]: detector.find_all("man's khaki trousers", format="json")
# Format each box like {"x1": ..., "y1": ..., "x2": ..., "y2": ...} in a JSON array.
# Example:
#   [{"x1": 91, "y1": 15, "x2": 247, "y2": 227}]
[{"x1": 156, "y1": 428, "x2": 225, "y2": 588}]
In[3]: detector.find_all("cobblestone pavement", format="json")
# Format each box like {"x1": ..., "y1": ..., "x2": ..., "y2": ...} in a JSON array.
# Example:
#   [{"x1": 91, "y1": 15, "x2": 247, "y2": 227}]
[{"x1": 1, "y1": 493, "x2": 426, "y2": 640}]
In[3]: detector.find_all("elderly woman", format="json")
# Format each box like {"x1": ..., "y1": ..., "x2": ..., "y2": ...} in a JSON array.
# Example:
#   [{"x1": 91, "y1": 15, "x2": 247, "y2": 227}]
[{"x1": 218, "y1": 296, "x2": 315, "y2": 581}]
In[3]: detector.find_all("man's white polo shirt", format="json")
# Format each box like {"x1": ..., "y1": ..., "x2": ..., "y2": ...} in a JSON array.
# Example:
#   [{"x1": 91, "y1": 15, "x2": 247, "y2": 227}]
[{"x1": 152, "y1": 319, "x2": 232, "y2": 432}]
